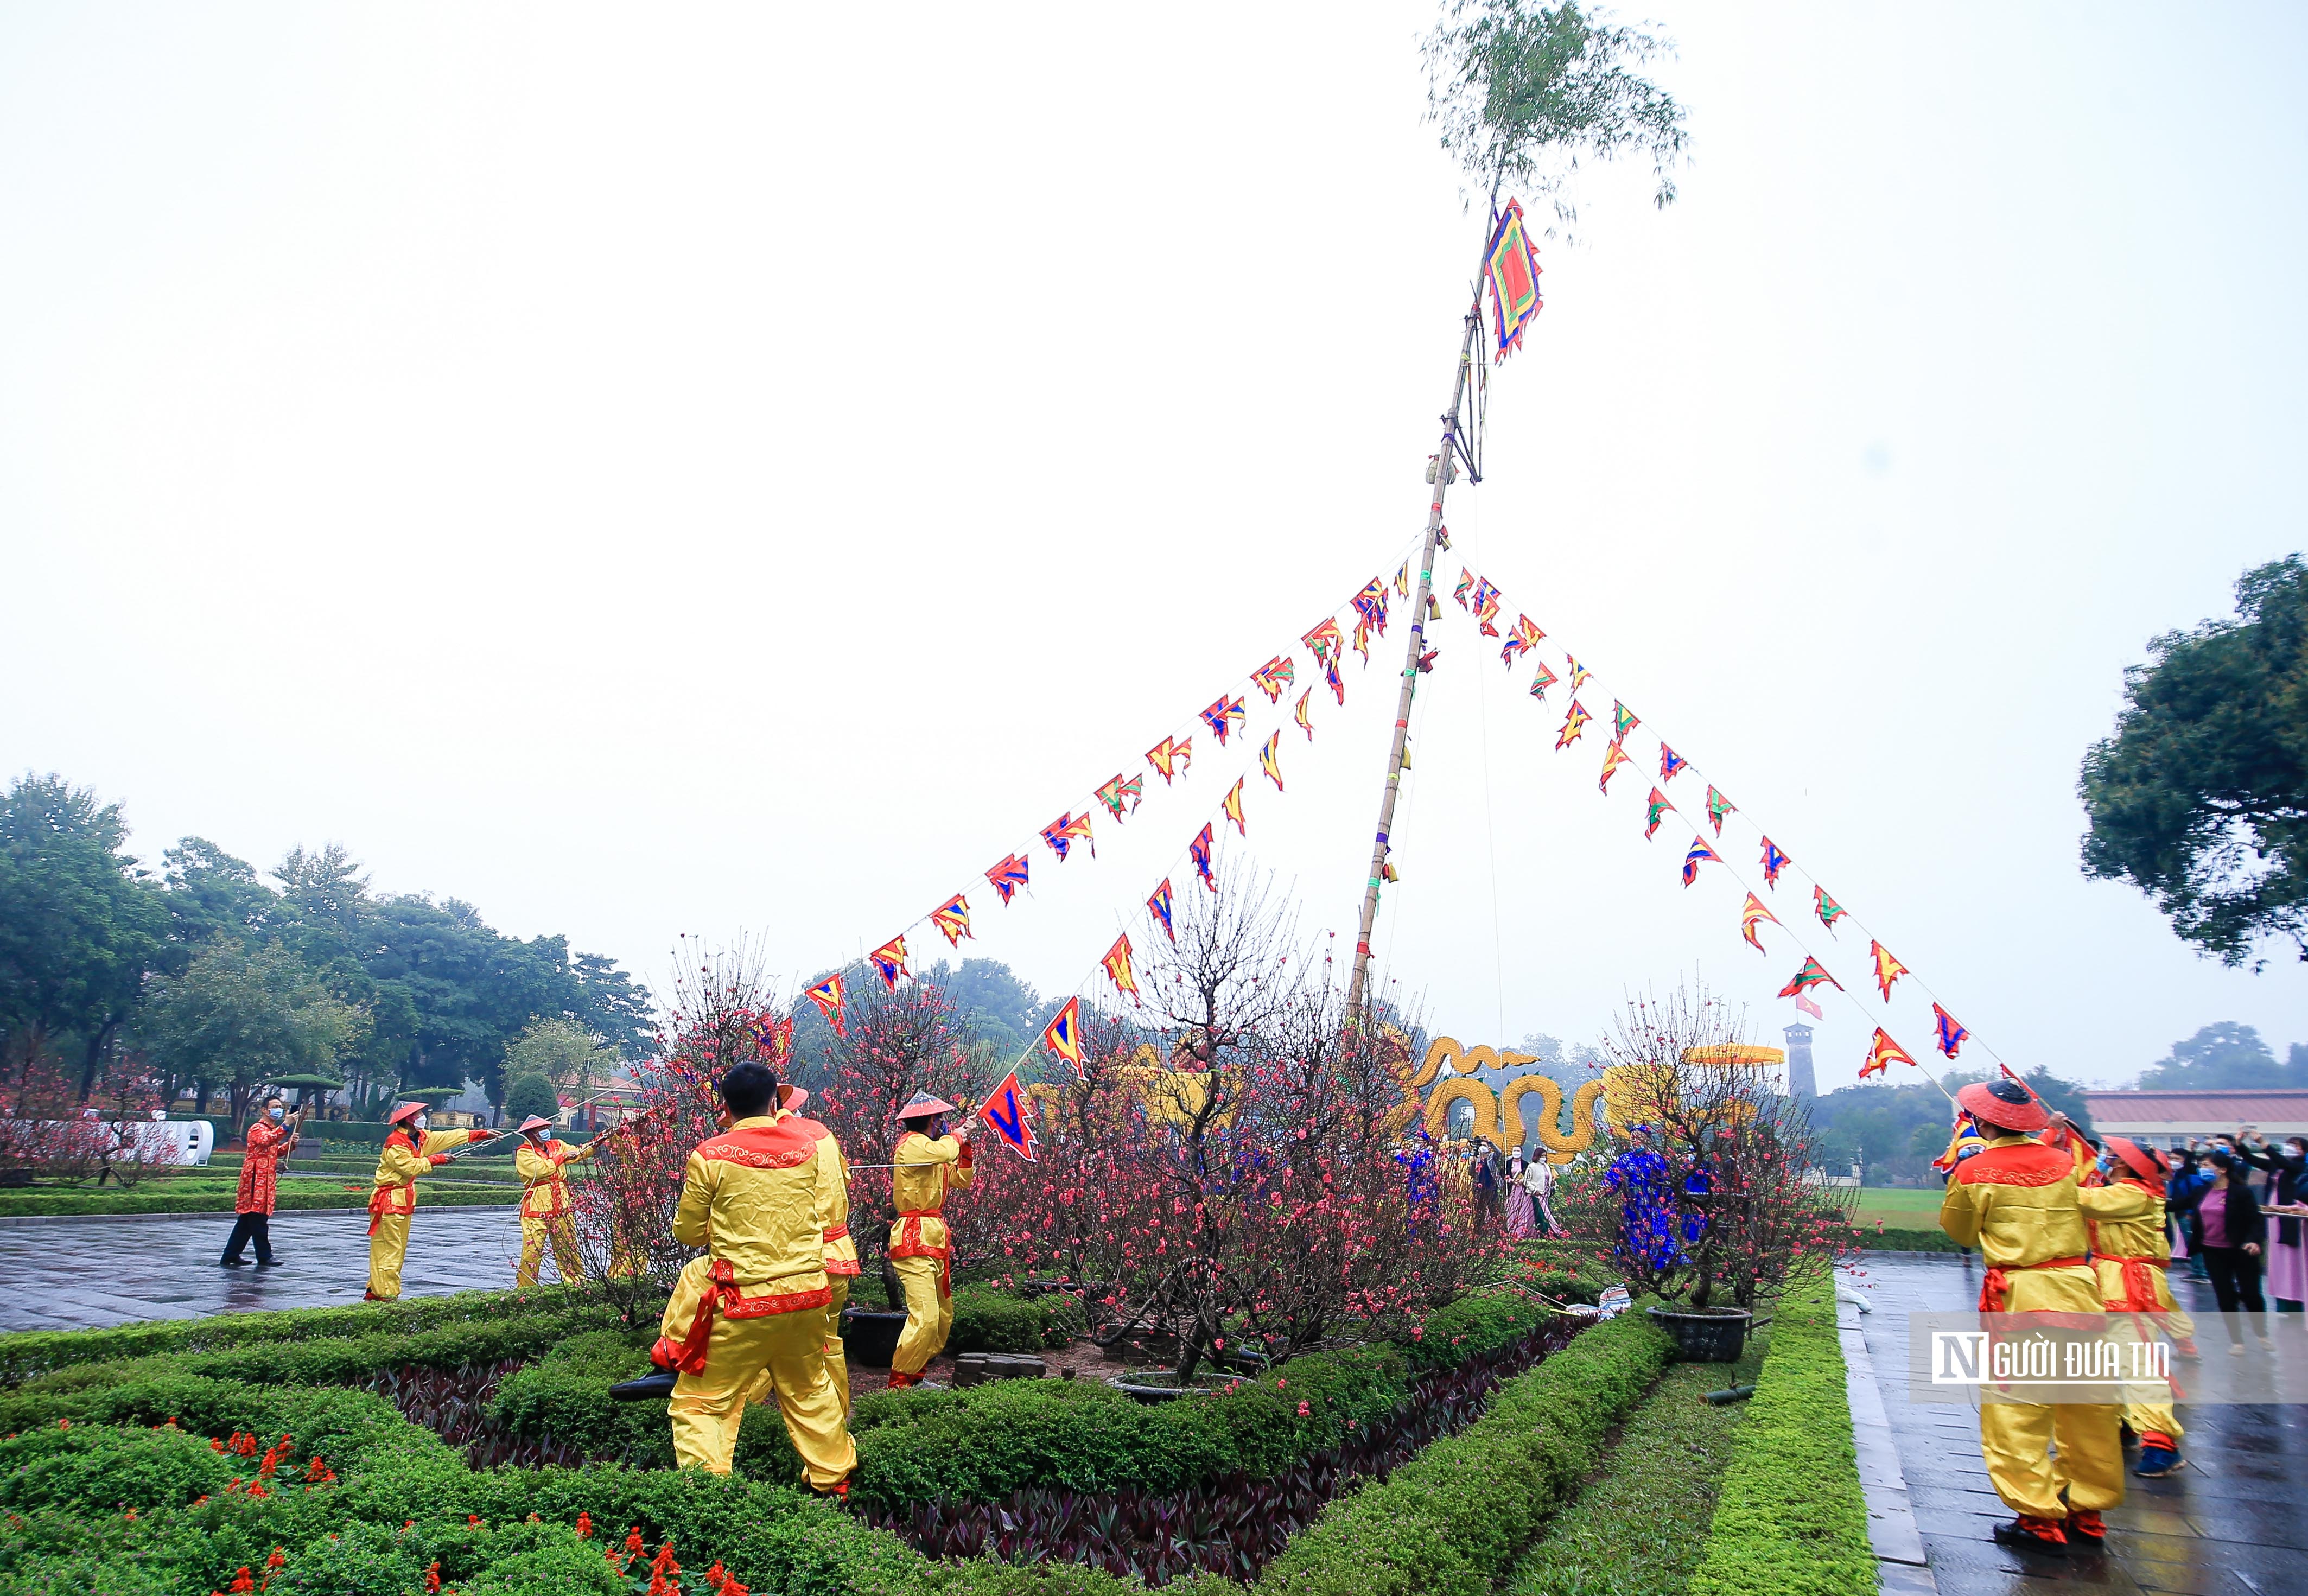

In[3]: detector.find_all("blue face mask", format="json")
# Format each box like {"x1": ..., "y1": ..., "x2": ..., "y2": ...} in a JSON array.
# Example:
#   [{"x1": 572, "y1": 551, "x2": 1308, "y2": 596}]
[{"x1": 268, "y1": 1107, "x2": 284, "y2": 1121}]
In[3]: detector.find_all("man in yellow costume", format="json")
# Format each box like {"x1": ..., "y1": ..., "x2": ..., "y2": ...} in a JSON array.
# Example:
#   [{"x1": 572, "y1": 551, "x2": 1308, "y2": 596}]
[
  {"x1": 2078, "y1": 1133, "x2": 2193, "y2": 1478},
  {"x1": 646, "y1": 1062, "x2": 855, "y2": 1492},
  {"x1": 1938, "y1": 1077, "x2": 2125, "y2": 1555},
  {"x1": 513, "y1": 1113, "x2": 596, "y2": 1289},
  {"x1": 786, "y1": 1101, "x2": 860, "y2": 1416},
  {"x1": 883, "y1": 1091, "x2": 972, "y2": 1390},
  {"x1": 366, "y1": 1101, "x2": 491, "y2": 1301}
]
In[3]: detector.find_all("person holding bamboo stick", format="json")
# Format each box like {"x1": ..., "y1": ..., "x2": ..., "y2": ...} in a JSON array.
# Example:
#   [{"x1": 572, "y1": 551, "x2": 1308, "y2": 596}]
[{"x1": 364, "y1": 1101, "x2": 489, "y2": 1300}]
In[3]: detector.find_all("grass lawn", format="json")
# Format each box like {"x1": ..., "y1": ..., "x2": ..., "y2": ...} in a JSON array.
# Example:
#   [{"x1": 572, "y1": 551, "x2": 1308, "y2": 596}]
[
  {"x1": 1851, "y1": 1187, "x2": 1944, "y2": 1229},
  {"x1": 1505, "y1": 1324, "x2": 1771, "y2": 1596}
]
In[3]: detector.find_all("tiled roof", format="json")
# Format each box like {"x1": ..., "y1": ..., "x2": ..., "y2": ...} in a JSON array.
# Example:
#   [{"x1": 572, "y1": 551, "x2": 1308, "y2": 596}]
[{"x1": 2083, "y1": 1089, "x2": 2308, "y2": 1123}]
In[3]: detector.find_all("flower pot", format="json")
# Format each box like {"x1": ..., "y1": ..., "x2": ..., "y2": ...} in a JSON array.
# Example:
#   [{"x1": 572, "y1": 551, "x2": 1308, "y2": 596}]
[
  {"x1": 841, "y1": 1308, "x2": 908, "y2": 1369},
  {"x1": 1646, "y1": 1305, "x2": 1753, "y2": 1363}
]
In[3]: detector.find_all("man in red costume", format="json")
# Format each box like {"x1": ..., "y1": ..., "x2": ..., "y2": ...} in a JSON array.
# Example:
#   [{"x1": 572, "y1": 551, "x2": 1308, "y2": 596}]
[{"x1": 221, "y1": 1096, "x2": 299, "y2": 1268}]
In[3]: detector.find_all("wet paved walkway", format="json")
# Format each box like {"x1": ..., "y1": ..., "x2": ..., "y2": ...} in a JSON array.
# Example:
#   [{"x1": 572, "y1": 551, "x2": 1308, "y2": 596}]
[
  {"x1": 1848, "y1": 1254, "x2": 2308, "y2": 1596},
  {"x1": 0, "y1": 1207, "x2": 532, "y2": 1332}
]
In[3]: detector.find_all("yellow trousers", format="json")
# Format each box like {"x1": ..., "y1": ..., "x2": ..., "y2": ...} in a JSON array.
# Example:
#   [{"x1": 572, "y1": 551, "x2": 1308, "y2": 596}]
[
  {"x1": 890, "y1": 1254, "x2": 952, "y2": 1376},
  {"x1": 1979, "y1": 1400, "x2": 2125, "y2": 1518},
  {"x1": 668, "y1": 1302, "x2": 855, "y2": 1487},
  {"x1": 743, "y1": 1275, "x2": 854, "y2": 1417},
  {"x1": 517, "y1": 1213, "x2": 580, "y2": 1289},
  {"x1": 366, "y1": 1212, "x2": 411, "y2": 1300},
  {"x1": 2106, "y1": 1312, "x2": 2185, "y2": 1446}
]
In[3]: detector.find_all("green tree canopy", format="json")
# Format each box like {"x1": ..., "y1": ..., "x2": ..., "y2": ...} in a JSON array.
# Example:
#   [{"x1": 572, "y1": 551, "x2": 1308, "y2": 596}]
[
  {"x1": 139, "y1": 939, "x2": 367, "y2": 1129},
  {"x1": 2081, "y1": 556, "x2": 2308, "y2": 966},
  {"x1": 503, "y1": 1015, "x2": 619, "y2": 1096},
  {"x1": 502, "y1": 1071, "x2": 561, "y2": 1127},
  {"x1": 0, "y1": 774, "x2": 170, "y2": 1096},
  {"x1": 2137, "y1": 1022, "x2": 2308, "y2": 1090}
]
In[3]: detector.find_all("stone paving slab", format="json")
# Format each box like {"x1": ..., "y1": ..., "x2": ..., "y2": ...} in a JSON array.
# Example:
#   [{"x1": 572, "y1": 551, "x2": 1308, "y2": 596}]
[
  {"x1": 0, "y1": 1208, "x2": 537, "y2": 1331},
  {"x1": 1848, "y1": 1255, "x2": 2308, "y2": 1596}
]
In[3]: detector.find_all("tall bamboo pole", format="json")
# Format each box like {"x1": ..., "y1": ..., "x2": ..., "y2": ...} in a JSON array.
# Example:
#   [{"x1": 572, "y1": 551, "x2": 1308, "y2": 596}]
[{"x1": 1346, "y1": 219, "x2": 1497, "y2": 1022}]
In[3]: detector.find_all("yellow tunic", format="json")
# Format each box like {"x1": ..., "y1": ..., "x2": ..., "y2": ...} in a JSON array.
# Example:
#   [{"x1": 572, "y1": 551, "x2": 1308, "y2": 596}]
[
  {"x1": 2078, "y1": 1175, "x2": 2188, "y2": 1446},
  {"x1": 515, "y1": 1137, "x2": 593, "y2": 1219},
  {"x1": 364, "y1": 1126, "x2": 486, "y2": 1300},
  {"x1": 887, "y1": 1129, "x2": 974, "y2": 1379}
]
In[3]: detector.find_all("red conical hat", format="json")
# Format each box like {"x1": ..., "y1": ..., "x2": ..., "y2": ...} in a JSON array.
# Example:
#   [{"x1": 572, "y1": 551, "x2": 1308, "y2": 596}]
[
  {"x1": 1955, "y1": 1078, "x2": 2049, "y2": 1134},
  {"x1": 386, "y1": 1101, "x2": 428, "y2": 1126},
  {"x1": 2104, "y1": 1134, "x2": 2167, "y2": 1188},
  {"x1": 779, "y1": 1084, "x2": 810, "y2": 1114},
  {"x1": 895, "y1": 1091, "x2": 956, "y2": 1121},
  {"x1": 517, "y1": 1115, "x2": 555, "y2": 1134}
]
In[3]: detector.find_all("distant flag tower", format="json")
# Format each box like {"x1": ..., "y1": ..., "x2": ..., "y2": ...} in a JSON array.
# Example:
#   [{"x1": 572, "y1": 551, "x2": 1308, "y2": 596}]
[
  {"x1": 1294, "y1": 688, "x2": 1315, "y2": 741},
  {"x1": 978, "y1": 1070, "x2": 1037, "y2": 1162},
  {"x1": 1739, "y1": 892, "x2": 1781, "y2": 953},
  {"x1": 1260, "y1": 731, "x2": 1286, "y2": 792},
  {"x1": 929, "y1": 894, "x2": 972, "y2": 948},
  {"x1": 1101, "y1": 933, "x2": 1141, "y2": 1007},
  {"x1": 1659, "y1": 744, "x2": 1688, "y2": 782},
  {"x1": 1814, "y1": 886, "x2": 1847, "y2": 933},
  {"x1": 1759, "y1": 838, "x2": 1790, "y2": 888},
  {"x1": 1222, "y1": 777, "x2": 1247, "y2": 837},
  {"x1": 1682, "y1": 836, "x2": 1722, "y2": 888},
  {"x1": 1201, "y1": 695, "x2": 1247, "y2": 746},
  {"x1": 803, "y1": 974, "x2": 847, "y2": 1038},
  {"x1": 1861, "y1": 1028, "x2": 1916, "y2": 1079},
  {"x1": 985, "y1": 854, "x2": 1031, "y2": 905},
  {"x1": 1146, "y1": 736, "x2": 1193, "y2": 785},
  {"x1": 1189, "y1": 824, "x2": 1217, "y2": 892},
  {"x1": 1556, "y1": 699, "x2": 1591, "y2": 750},
  {"x1": 1042, "y1": 811, "x2": 1095, "y2": 861},
  {"x1": 1705, "y1": 786, "x2": 1735, "y2": 837},
  {"x1": 1095, "y1": 773, "x2": 1146, "y2": 820},
  {"x1": 1527, "y1": 660, "x2": 1557, "y2": 702},
  {"x1": 1644, "y1": 787, "x2": 1675, "y2": 841},
  {"x1": 1777, "y1": 957, "x2": 1843, "y2": 998},
  {"x1": 1040, "y1": 997, "x2": 1085, "y2": 1080},
  {"x1": 868, "y1": 936, "x2": 908, "y2": 990},
  {"x1": 1870, "y1": 940, "x2": 1909, "y2": 1002},
  {"x1": 1599, "y1": 741, "x2": 1632, "y2": 794},
  {"x1": 1932, "y1": 1003, "x2": 1969, "y2": 1060},
  {"x1": 1147, "y1": 878, "x2": 1176, "y2": 942}
]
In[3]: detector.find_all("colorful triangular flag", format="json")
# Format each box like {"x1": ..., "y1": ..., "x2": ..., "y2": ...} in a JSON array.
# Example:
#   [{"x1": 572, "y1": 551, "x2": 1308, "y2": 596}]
[
  {"x1": 1042, "y1": 811, "x2": 1095, "y2": 861},
  {"x1": 1250, "y1": 657, "x2": 1296, "y2": 703},
  {"x1": 1302, "y1": 618, "x2": 1343, "y2": 666},
  {"x1": 1324, "y1": 659, "x2": 1345, "y2": 706},
  {"x1": 1759, "y1": 838, "x2": 1789, "y2": 888},
  {"x1": 1041, "y1": 996, "x2": 1085, "y2": 1080},
  {"x1": 1453, "y1": 568, "x2": 1474, "y2": 608},
  {"x1": 1201, "y1": 695, "x2": 1247, "y2": 746},
  {"x1": 1555, "y1": 698, "x2": 1590, "y2": 750},
  {"x1": 1682, "y1": 836, "x2": 1722, "y2": 888},
  {"x1": 1740, "y1": 892, "x2": 1780, "y2": 953},
  {"x1": 868, "y1": 936, "x2": 908, "y2": 990},
  {"x1": 1222, "y1": 777, "x2": 1247, "y2": 837},
  {"x1": 1146, "y1": 736, "x2": 1193, "y2": 785},
  {"x1": 1861, "y1": 1028, "x2": 1915, "y2": 1079},
  {"x1": 1502, "y1": 616, "x2": 1544, "y2": 668},
  {"x1": 1102, "y1": 933, "x2": 1141, "y2": 1007},
  {"x1": 978, "y1": 1069, "x2": 1037, "y2": 1162},
  {"x1": 1259, "y1": 731, "x2": 1285, "y2": 793},
  {"x1": 1777, "y1": 957, "x2": 1843, "y2": 998},
  {"x1": 1527, "y1": 660, "x2": 1557, "y2": 702},
  {"x1": 1189, "y1": 823, "x2": 1216, "y2": 892},
  {"x1": 1294, "y1": 688, "x2": 1314, "y2": 741},
  {"x1": 1470, "y1": 577, "x2": 1502, "y2": 635},
  {"x1": 1095, "y1": 773, "x2": 1146, "y2": 820},
  {"x1": 1644, "y1": 787, "x2": 1675, "y2": 841},
  {"x1": 1794, "y1": 992, "x2": 1825, "y2": 1020},
  {"x1": 1870, "y1": 941, "x2": 1908, "y2": 1002},
  {"x1": 1599, "y1": 741, "x2": 1632, "y2": 794},
  {"x1": 1659, "y1": 745, "x2": 1687, "y2": 782},
  {"x1": 1814, "y1": 886, "x2": 1847, "y2": 933},
  {"x1": 986, "y1": 854, "x2": 1031, "y2": 905},
  {"x1": 1932, "y1": 1003, "x2": 1968, "y2": 1060},
  {"x1": 1147, "y1": 878, "x2": 1175, "y2": 942},
  {"x1": 1565, "y1": 656, "x2": 1592, "y2": 691},
  {"x1": 1705, "y1": 786, "x2": 1735, "y2": 837},
  {"x1": 1612, "y1": 701, "x2": 1639, "y2": 741},
  {"x1": 803, "y1": 974, "x2": 847, "y2": 1038},
  {"x1": 1394, "y1": 561, "x2": 1410, "y2": 598},
  {"x1": 930, "y1": 894, "x2": 972, "y2": 948}
]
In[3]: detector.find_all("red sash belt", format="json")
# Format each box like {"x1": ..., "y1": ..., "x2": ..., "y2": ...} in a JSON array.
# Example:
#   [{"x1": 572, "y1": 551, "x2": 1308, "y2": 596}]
[
  {"x1": 2095, "y1": 1254, "x2": 2167, "y2": 1313},
  {"x1": 1980, "y1": 1255, "x2": 2089, "y2": 1314},
  {"x1": 654, "y1": 1259, "x2": 834, "y2": 1375},
  {"x1": 889, "y1": 1207, "x2": 952, "y2": 1295},
  {"x1": 822, "y1": 1219, "x2": 860, "y2": 1276},
  {"x1": 367, "y1": 1181, "x2": 413, "y2": 1236}
]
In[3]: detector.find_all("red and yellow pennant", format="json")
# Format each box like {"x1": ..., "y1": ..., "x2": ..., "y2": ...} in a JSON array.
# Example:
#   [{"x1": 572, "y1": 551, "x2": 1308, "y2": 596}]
[
  {"x1": 930, "y1": 894, "x2": 972, "y2": 947},
  {"x1": 1861, "y1": 1028, "x2": 1915, "y2": 1079},
  {"x1": 1146, "y1": 736, "x2": 1193, "y2": 785},
  {"x1": 1739, "y1": 893, "x2": 1779, "y2": 954},
  {"x1": 1102, "y1": 933, "x2": 1141, "y2": 1007}
]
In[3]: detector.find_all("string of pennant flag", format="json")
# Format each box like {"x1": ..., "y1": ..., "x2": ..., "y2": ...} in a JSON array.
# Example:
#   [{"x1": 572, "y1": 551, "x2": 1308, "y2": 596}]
[
  {"x1": 1435, "y1": 553, "x2": 2002, "y2": 1096},
  {"x1": 805, "y1": 536, "x2": 1430, "y2": 1155}
]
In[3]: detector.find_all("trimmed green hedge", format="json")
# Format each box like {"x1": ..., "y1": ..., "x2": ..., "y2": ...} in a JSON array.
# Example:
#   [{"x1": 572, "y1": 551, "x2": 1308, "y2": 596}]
[
  {"x1": 0, "y1": 1185, "x2": 520, "y2": 1218},
  {"x1": 1687, "y1": 1273, "x2": 1875, "y2": 1596},
  {"x1": 1252, "y1": 1308, "x2": 1673, "y2": 1596},
  {"x1": 0, "y1": 1286, "x2": 595, "y2": 1385},
  {"x1": 946, "y1": 1283, "x2": 1088, "y2": 1354}
]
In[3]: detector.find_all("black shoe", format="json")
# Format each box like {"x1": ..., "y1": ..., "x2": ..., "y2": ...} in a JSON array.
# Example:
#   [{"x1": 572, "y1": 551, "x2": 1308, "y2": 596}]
[
  {"x1": 1993, "y1": 1517, "x2": 2070, "y2": 1555},
  {"x1": 220, "y1": 1257, "x2": 247, "y2": 1268},
  {"x1": 609, "y1": 1370, "x2": 679, "y2": 1402},
  {"x1": 256, "y1": 1259, "x2": 282, "y2": 1268}
]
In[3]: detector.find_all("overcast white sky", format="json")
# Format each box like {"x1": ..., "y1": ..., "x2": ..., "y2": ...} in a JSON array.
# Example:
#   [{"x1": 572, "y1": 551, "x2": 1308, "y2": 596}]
[{"x1": 6, "y1": 3, "x2": 2306, "y2": 1090}]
